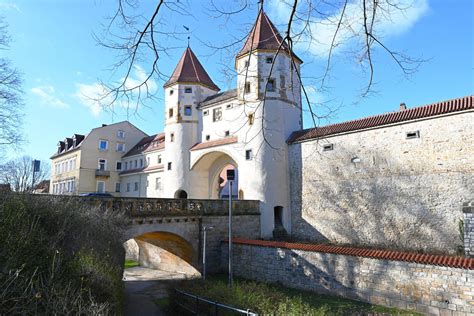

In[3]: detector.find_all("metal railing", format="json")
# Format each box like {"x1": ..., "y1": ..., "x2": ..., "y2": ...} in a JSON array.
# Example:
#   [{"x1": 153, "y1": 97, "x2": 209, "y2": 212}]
[{"x1": 173, "y1": 289, "x2": 258, "y2": 316}]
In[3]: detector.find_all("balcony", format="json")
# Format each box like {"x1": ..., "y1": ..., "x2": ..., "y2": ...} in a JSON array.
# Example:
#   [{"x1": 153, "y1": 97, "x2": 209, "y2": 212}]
[{"x1": 95, "y1": 169, "x2": 110, "y2": 177}]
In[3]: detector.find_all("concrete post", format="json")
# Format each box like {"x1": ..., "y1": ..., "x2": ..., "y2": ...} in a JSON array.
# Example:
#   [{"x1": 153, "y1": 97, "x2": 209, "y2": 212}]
[{"x1": 463, "y1": 201, "x2": 474, "y2": 258}]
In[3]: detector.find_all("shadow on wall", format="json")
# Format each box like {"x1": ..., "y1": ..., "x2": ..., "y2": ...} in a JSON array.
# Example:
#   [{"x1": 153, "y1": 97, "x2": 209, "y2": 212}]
[{"x1": 290, "y1": 143, "x2": 469, "y2": 255}]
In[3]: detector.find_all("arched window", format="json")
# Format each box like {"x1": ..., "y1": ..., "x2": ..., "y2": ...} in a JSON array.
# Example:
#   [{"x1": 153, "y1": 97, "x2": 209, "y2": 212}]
[{"x1": 174, "y1": 190, "x2": 188, "y2": 199}]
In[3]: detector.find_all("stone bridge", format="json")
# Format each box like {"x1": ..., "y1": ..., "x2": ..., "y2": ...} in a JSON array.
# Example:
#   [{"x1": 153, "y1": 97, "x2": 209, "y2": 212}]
[{"x1": 82, "y1": 197, "x2": 261, "y2": 274}]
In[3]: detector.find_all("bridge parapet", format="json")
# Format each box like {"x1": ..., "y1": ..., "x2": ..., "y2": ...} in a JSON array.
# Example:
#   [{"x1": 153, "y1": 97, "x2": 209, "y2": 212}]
[{"x1": 77, "y1": 197, "x2": 260, "y2": 217}]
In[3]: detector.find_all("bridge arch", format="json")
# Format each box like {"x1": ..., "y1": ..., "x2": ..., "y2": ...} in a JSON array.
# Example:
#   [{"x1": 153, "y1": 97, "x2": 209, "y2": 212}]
[{"x1": 191, "y1": 150, "x2": 239, "y2": 199}]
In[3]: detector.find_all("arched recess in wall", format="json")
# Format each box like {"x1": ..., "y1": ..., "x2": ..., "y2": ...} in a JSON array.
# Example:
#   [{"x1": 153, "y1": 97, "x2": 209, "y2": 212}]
[
  {"x1": 174, "y1": 189, "x2": 188, "y2": 199},
  {"x1": 190, "y1": 150, "x2": 239, "y2": 199}
]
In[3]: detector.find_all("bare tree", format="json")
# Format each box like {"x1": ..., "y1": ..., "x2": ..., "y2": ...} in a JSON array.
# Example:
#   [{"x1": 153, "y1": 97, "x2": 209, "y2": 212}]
[
  {"x1": 96, "y1": 0, "x2": 423, "y2": 144},
  {"x1": 0, "y1": 18, "x2": 23, "y2": 158},
  {"x1": 0, "y1": 156, "x2": 49, "y2": 192}
]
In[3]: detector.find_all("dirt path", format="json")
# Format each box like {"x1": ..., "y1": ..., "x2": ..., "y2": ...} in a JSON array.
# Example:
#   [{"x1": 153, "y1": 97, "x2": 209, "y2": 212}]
[{"x1": 123, "y1": 267, "x2": 190, "y2": 316}]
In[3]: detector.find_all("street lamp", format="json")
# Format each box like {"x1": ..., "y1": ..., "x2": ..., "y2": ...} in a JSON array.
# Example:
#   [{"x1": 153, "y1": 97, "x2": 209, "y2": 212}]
[
  {"x1": 202, "y1": 225, "x2": 214, "y2": 281},
  {"x1": 226, "y1": 169, "x2": 235, "y2": 287}
]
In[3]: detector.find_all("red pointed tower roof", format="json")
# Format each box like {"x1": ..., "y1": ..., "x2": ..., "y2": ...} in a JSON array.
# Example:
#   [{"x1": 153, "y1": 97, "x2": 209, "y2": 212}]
[
  {"x1": 236, "y1": 10, "x2": 302, "y2": 63},
  {"x1": 164, "y1": 47, "x2": 220, "y2": 91}
]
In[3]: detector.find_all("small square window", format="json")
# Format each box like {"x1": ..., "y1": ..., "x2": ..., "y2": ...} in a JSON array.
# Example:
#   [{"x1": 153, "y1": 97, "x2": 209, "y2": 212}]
[
  {"x1": 170, "y1": 133, "x2": 175, "y2": 142},
  {"x1": 117, "y1": 130, "x2": 125, "y2": 138},
  {"x1": 213, "y1": 108, "x2": 222, "y2": 122},
  {"x1": 185, "y1": 87, "x2": 192, "y2": 93},
  {"x1": 116, "y1": 161, "x2": 122, "y2": 171},
  {"x1": 99, "y1": 140, "x2": 108, "y2": 151},
  {"x1": 184, "y1": 106, "x2": 192, "y2": 116},
  {"x1": 323, "y1": 144, "x2": 334, "y2": 151},
  {"x1": 167, "y1": 162, "x2": 172, "y2": 170},
  {"x1": 266, "y1": 57, "x2": 273, "y2": 64},
  {"x1": 225, "y1": 130, "x2": 230, "y2": 137},
  {"x1": 406, "y1": 131, "x2": 420, "y2": 139},
  {"x1": 245, "y1": 149, "x2": 253, "y2": 160},
  {"x1": 116, "y1": 143, "x2": 125, "y2": 152},
  {"x1": 169, "y1": 89, "x2": 174, "y2": 95},
  {"x1": 226, "y1": 104, "x2": 233, "y2": 110},
  {"x1": 267, "y1": 79, "x2": 275, "y2": 92},
  {"x1": 203, "y1": 110, "x2": 209, "y2": 116},
  {"x1": 245, "y1": 82, "x2": 251, "y2": 94},
  {"x1": 206, "y1": 135, "x2": 210, "y2": 141},
  {"x1": 168, "y1": 108, "x2": 174, "y2": 118},
  {"x1": 115, "y1": 182, "x2": 121, "y2": 193}
]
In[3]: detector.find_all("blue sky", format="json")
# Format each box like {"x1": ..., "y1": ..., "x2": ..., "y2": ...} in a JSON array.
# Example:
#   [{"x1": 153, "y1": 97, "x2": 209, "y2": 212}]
[{"x1": 1, "y1": 0, "x2": 472, "y2": 163}]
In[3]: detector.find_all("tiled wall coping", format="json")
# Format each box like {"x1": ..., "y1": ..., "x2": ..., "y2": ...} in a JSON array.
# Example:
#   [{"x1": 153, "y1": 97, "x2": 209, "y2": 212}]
[{"x1": 225, "y1": 238, "x2": 474, "y2": 270}]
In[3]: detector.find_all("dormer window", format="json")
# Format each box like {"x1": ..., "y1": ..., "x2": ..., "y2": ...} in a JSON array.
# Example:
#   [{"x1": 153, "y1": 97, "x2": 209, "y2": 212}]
[{"x1": 185, "y1": 87, "x2": 192, "y2": 93}]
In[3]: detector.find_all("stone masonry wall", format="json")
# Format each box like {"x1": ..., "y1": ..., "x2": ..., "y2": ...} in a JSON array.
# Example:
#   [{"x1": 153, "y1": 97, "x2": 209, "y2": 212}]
[
  {"x1": 464, "y1": 202, "x2": 474, "y2": 258},
  {"x1": 289, "y1": 111, "x2": 474, "y2": 254},
  {"x1": 223, "y1": 242, "x2": 474, "y2": 315}
]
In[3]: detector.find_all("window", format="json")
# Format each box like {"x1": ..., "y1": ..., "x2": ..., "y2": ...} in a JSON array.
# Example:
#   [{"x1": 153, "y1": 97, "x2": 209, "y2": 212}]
[
  {"x1": 68, "y1": 160, "x2": 72, "y2": 171},
  {"x1": 169, "y1": 108, "x2": 174, "y2": 118},
  {"x1": 155, "y1": 177, "x2": 162, "y2": 190},
  {"x1": 97, "y1": 181, "x2": 105, "y2": 193},
  {"x1": 245, "y1": 149, "x2": 253, "y2": 160},
  {"x1": 116, "y1": 161, "x2": 122, "y2": 171},
  {"x1": 267, "y1": 78, "x2": 275, "y2": 92},
  {"x1": 170, "y1": 133, "x2": 175, "y2": 142},
  {"x1": 147, "y1": 157, "x2": 150, "y2": 166},
  {"x1": 323, "y1": 144, "x2": 334, "y2": 151},
  {"x1": 203, "y1": 110, "x2": 209, "y2": 116},
  {"x1": 158, "y1": 155, "x2": 162, "y2": 164},
  {"x1": 184, "y1": 106, "x2": 192, "y2": 116},
  {"x1": 169, "y1": 89, "x2": 174, "y2": 95},
  {"x1": 134, "y1": 160, "x2": 138, "y2": 168},
  {"x1": 134, "y1": 182, "x2": 138, "y2": 191},
  {"x1": 213, "y1": 108, "x2": 222, "y2": 122},
  {"x1": 225, "y1": 130, "x2": 230, "y2": 137},
  {"x1": 167, "y1": 162, "x2": 172, "y2": 170},
  {"x1": 244, "y1": 60, "x2": 249, "y2": 68},
  {"x1": 116, "y1": 143, "x2": 125, "y2": 152},
  {"x1": 126, "y1": 183, "x2": 130, "y2": 192},
  {"x1": 125, "y1": 162, "x2": 128, "y2": 170},
  {"x1": 206, "y1": 135, "x2": 210, "y2": 141},
  {"x1": 115, "y1": 183, "x2": 121, "y2": 193},
  {"x1": 99, "y1": 140, "x2": 108, "y2": 151},
  {"x1": 244, "y1": 82, "x2": 251, "y2": 94},
  {"x1": 185, "y1": 87, "x2": 192, "y2": 93},
  {"x1": 117, "y1": 130, "x2": 125, "y2": 138},
  {"x1": 226, "y1": 103, "x2": 233, "y2": 109},
  {"x1": 146, "y1": 180, "x2": 149, "y2": 188},
  {"x1": 139, "y1": 158, "x2": 143, "y2": 167},
  {"x1": 266, "y1": 57, "x2": 273, "y2": 64},
  {"x1": 248, "y1": 113, "x2": 254, "y2": 125},
  {"x1": 406, "y1": 131, "x2": 420, "y2": 139},
  {"x1": 98, "y1": 159, "x2": 106, "y2": 171}
]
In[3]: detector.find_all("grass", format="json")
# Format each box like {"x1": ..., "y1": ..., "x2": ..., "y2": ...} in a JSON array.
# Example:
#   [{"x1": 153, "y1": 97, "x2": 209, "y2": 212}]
[
  {"x1": 124, "y1": 259, "x2": 139, "y2": 269},
  {"x1": 171, "y1": 274, "x2": 421, "y2": 315}
]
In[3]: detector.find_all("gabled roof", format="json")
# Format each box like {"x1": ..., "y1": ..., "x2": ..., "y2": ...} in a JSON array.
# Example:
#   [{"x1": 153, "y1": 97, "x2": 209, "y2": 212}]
[
  {"x1": 288, "y1": 95, "x2": 473, "y2": 143},
  {"x1": 236, "y1": 10, "x2": 302, "y2": 63},
  {"x1": 190, "y1": 136, "x2": 238, "y2": 151},
  {"x1": 122, "y1": 133, "x2": 165, "y2": 158},
  {"x1": 198, "y1": 89, "x2": 237, "y2": 108},
  {"x1": 163, "y1": 47, "x2": 220, "y2": 91}
]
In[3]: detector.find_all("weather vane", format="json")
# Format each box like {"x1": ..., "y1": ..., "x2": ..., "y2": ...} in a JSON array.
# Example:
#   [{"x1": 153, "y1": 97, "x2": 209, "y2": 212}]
[{"x1": 183, "y1": 25, "x2": 191, "y2": 47}]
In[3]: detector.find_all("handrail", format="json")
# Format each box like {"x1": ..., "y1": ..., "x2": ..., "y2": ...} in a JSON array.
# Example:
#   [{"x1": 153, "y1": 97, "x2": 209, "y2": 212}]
[{"x1": 174, "y1": 289, "x2": 258, "y2": 316}]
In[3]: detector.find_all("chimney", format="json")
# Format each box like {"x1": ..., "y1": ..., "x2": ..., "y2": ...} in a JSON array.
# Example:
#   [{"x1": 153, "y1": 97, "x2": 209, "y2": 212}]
[
  {"x1": 399, "y1": 103, "x2": 407, "y2": 111},
  {"x1": 102, "y1": 124, "x2": 108, "y2": 127}
]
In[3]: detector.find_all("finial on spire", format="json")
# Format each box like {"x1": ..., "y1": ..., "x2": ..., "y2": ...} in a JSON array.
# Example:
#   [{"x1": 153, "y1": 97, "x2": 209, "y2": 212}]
[
  {"x1": 258, "y1": 0, "x2": 264, "y2": 11},
  {"x1": 187, "y1": 36, "x2": 190, "y2": 47}
]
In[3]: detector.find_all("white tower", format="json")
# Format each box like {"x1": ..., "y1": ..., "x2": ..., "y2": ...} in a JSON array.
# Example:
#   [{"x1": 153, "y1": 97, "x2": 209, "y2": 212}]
[
  {"x1": 163, "y1": 46, "x2": 220, "y2": 198},
  {"x1": 235, "y1": 9, "x2": 303, "y2": 238}
]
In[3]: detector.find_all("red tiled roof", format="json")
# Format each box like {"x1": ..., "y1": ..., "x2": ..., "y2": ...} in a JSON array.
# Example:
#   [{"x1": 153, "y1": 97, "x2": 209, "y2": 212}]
[
  {"x1": 237, "y1": 10, "x2": 302, "y2": 63},
  {"x1": 288, "y1": 95, "x2": 473, "y2": 143},
  {"x1": 143, "y1": 164, "x2": 164, "y2": 172},
  {"x1": 190, "y1": 136, "x2": 238, "y2": 151},
  {"x1": 227, "y1": 238, "x2": 474, "y2": 270},
  {"x1": 163, "y1": 47, "x2": 219, "y2": 91},
  {"x1": 123, "y1": 133, "x2": 165, "y2": 158}
]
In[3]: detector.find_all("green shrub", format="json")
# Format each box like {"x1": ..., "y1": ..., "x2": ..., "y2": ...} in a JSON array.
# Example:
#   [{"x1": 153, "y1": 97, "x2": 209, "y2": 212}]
[{"x1": 0, "y1": 193, "x2": 127, "y2": 315}]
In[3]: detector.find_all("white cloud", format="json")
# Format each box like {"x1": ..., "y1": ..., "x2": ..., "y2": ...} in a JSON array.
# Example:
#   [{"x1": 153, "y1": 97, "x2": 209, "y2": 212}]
[
  {"x1": 31, "y1": 86, "x2": 69, "y2": 109},
  {"x1": 267, "y1": 0, "x2": 428, "y2": 58},
  {"x1": 0, "y1": 2, "x2": 21, "y2": 12},
  {"x1": 74, "y1": 65, "x2": 157, "y2": 117}
]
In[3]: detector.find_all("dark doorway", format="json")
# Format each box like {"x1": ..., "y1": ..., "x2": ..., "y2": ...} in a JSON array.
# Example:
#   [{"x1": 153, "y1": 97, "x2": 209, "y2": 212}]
[
  {"x1": 174, "y1": 190, "x2": 188, "y2": 199},
  {"x1": 274, "y1": 206, "x2": 283, "y2": 227}
]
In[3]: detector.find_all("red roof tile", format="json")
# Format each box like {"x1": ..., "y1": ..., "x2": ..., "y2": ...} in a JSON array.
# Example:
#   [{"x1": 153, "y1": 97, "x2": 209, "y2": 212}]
[
  {"x1": 237, "y1": 10, "x2": 302, "y2": 63},
  {"x1": 123, "y1": 133, "x2": 165, "y2": 158},
  {"x1": 164, "y1": 47, "x2": 219, "y2": 91},
  {"x1": 190, "y1": 136, "x2": 238, "y2": 151},
  {"x1": 226, "y1": 238, "x2": 474, "y2": 270},
  {"x1": 288, "y1": 95, "x2": 473, "y2": 143}
]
